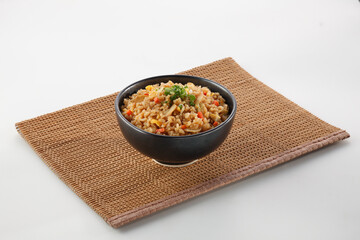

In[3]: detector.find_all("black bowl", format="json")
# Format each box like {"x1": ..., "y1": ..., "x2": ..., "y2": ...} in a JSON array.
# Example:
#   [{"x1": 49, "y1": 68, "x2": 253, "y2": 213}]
[{"x1": 115, "y1": 75, "x2": 237, "y2": 166}]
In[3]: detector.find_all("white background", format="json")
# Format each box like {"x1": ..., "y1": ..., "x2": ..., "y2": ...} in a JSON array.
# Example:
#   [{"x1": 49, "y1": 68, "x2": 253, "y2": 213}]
[{"x1": 1, "y1": 0, "x2": 359, "y2": 239}]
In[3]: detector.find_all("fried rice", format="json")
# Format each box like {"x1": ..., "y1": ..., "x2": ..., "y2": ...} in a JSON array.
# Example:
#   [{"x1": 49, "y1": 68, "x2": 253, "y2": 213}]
[{"x1": 121, "y1": 81, "x2": 229, "y2": 136}]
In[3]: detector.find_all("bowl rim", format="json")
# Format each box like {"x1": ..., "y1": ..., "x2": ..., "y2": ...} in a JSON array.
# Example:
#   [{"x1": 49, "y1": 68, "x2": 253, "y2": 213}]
[{"x1": 115, "y1": 74, "x2": 237, "y2": 139}]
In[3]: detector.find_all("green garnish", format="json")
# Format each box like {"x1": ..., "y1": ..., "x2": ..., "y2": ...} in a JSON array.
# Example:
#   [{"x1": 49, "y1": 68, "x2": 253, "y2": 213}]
[
  {"x1": 164, "y1": 85, "x2": 187, "y2": 99},
  {"x1": 188, "y1": 94, "x2": 196, "y2": 106},
  {"x1": 163, "y1": 85, "x2": 196, "y2": 105},
  {"x1": 178, "y1": 104, "x2": 183, "y2": 110}
]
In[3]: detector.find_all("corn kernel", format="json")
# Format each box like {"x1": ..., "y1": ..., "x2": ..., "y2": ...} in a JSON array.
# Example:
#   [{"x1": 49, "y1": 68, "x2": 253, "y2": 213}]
[
  {"x1": 145, "y1": 85, "x2": 153, "y2": 91},
  {"x1": 150, "y1": 119, "x2": 161, "y2": 127}
]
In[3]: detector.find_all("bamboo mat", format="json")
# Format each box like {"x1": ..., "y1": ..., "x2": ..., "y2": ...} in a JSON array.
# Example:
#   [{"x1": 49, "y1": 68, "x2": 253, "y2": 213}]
[{"x1": 16, "y1": 57, "x2": 349, "y2": 228}]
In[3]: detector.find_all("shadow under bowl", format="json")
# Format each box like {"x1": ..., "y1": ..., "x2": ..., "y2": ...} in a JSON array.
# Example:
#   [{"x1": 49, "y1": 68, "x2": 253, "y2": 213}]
[{"x1": 115, "y1": 75, "x2": 237, "y2": 166}]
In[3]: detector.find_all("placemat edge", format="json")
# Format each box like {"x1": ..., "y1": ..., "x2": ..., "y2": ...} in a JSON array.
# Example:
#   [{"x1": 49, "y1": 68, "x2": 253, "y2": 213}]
[
  {"x1": 14, "y1": 92, "x2": 120, "y2": 131},
  {"x1": 183, "y1": 57, "x2": 342, "y2": 132},
  {"x1": 107, "y1": 129, "x2": 349, "y2": 228},
  {"x1": 14, "y1": 57, "x2": 233, "y2": 129}
]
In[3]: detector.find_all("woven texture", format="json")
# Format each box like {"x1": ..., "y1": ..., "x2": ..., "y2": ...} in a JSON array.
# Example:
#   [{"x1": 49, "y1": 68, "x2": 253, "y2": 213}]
[{"x1": 16, "y1": 58, "x2": 349, "y2": 228}]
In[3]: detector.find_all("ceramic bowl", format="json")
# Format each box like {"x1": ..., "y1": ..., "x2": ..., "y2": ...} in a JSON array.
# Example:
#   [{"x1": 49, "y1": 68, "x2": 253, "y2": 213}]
[{"x1": 115, "y1": 75, "x2": 237, "y2": 166}]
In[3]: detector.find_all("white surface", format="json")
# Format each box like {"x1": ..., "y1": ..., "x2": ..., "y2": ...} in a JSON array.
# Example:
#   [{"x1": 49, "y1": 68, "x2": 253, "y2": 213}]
[{"x1": 1, "y1": 0, "x2": 359, "y2": 239}]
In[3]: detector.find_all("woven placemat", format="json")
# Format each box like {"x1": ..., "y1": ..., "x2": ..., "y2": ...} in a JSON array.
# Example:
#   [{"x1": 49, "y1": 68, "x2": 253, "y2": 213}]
[{"x1": 16, "y1": 57, "x2": 349, "y2": 228}]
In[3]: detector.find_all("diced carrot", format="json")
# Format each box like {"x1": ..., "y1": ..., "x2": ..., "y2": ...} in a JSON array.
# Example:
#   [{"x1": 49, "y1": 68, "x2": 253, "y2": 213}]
[
  {"x1": 181, "y1": 125, "x2": 187, "y2": 129},
  {"x1": 156, "y1": 128, "x2": 165, "y2": 133},
  {"x1": 154, "y1": 97, "x2": 160, "y2": 103},
  {"x1": 197, "y1": 112, "x2": 203, "y2": 119},
  {"x1": 213, "y1": 100, "x2": 219, "y2": 106},
  {"x1": 126, "y1": 110, "x2": 133, "y2": 116},
  {"x1": 144, "y1": 93, "x2": 149, "y2": 96},
  {"x1": 213, "y1": 121, "x2": 219, "y2": 127}
]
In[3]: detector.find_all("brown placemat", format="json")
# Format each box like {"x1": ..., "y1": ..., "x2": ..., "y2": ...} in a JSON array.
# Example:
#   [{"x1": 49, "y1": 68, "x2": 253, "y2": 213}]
[{"x1": 16, "y1": 57, "x2": 349, "y2": 228}]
